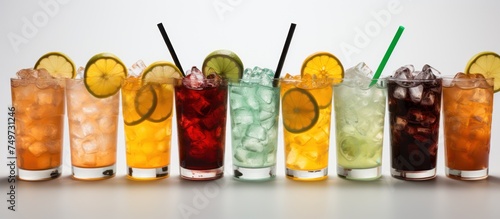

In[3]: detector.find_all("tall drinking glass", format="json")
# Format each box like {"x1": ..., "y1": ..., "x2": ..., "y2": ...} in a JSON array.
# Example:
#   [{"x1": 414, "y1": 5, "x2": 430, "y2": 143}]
[
  {"x1": 388, "y1": 77, "x2": 442, "y2": 180},
  {"x1": 121, "y1": 78, "x2": 175, "y2": 180},
  {"x1": 229, "y1": 78, "x2": 279, "y2": 181},
  {"x1": 442, "y1": 75, "x2": 494, "y2": 180},
  {"x1": 66, "y1": 78, "x2": 119, "y2": 180},
  {"x1": 11, "y1": 69, "x2": 65, "y2": 181},
  {"x1": 334, "y1": 78, "x2": 387, "y2": 180},
  {"x1": 280, "y1": 76, "x2": 333, "y2": 181},
  {"x1": 174, "y1": 78, "x2": 228, "y2": 181}
]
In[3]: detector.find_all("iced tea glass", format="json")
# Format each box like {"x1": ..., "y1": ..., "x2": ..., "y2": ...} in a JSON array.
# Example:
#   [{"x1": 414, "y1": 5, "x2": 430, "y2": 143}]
[
  {"x1": 334, "y1": 78, "x2": 387, "y2": 180},
  {"x1": 280, "y1": 76, "x2": 333, "y2": 181},
  {"x1": 388, "y1": 77, "x2": 442, "y2": 180},
  {"x1": 11, "y1": 76, "x2": 65, "y2": 181},
  {"x1": 66, "y1": 79, "x2": 118, "y2": 180},
  {"x1": 174, "y1": 78, "x2": 228, "y2": 181},
  {"x1": 229, "y1": 79, "x2": 279, "y2": 181},
  {"x1": 121, "y1": 78, "x2": 175, "y2": 180},
  {"x1": 443, "y1": 76, "x2": 494, "y2": 180}
]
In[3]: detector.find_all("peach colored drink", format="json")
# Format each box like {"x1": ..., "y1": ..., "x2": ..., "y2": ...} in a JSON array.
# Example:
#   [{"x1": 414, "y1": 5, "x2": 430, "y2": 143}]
[{"x1": 66, "y1": 79, "x2": 119, "y2": 180}]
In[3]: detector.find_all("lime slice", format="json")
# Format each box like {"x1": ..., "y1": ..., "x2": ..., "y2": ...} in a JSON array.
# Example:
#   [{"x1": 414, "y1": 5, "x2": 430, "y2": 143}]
[
  {"x1": 34, "y1": 52, "x2": 75, "y2": 78},
  {"x1": 84, "y1": 53, "x2": 127, "y2": 98},
  {"x1": 202, "y1": 49, "x2": 243, "y2": 82},
  {"x1": 465, "y1": 51, "x2": 500, "y2": 92},
  {"x1": 282, "y1": 88, "x2": 319, "y2": 133}
]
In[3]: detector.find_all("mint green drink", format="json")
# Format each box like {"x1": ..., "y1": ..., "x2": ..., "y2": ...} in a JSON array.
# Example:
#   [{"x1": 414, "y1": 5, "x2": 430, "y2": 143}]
[
  {"x1": 229, "y1": 67, "x2": 279, "y2": 181},
  {"x1": 333, "y1": 63, "x2": 387, "y2": 180}
]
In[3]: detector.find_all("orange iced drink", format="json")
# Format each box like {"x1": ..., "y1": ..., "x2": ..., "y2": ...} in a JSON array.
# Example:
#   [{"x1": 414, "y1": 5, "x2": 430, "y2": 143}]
[
  {"x1": 11, "y1": 68, "x2": 65, "y2": 181},
  {"x1": 443, "y1": 73, "x2": 494, "y2": 180},
  {"x1": 121, "y1": 61, "x2": 182, "y2": 180},
  {"x1": 281, "y1": 74, "x2": 334, "y2": 181}
]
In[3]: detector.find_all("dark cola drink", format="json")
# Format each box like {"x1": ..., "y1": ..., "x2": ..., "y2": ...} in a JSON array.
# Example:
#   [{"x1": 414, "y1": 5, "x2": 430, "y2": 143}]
[{"x1": 388, "y1": 65, "x2": 442, "y2": 180}]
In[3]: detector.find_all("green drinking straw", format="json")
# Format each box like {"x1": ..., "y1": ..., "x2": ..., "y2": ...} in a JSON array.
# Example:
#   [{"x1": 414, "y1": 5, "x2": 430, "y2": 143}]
[{"x1": 370, "y1": 25, "x2": 405, "y2": 86}]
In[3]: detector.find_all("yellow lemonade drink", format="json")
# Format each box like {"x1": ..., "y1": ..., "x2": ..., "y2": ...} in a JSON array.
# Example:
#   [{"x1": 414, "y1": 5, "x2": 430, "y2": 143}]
[
  {"x1": 281, "y1": 74, "x2": 334, "y2": 181},
  {"x1": 121, "y1": 61, "x2": 182, "y2": 180}
]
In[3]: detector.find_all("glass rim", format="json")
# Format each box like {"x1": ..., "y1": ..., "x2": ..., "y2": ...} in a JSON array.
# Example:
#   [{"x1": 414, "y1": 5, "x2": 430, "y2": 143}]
[
  {"x1": 441, "y1": 76, "x2": 494, "y2": 81},
  {"x1": 387, "y1": 76, "x2": 442, "y2": 82}
]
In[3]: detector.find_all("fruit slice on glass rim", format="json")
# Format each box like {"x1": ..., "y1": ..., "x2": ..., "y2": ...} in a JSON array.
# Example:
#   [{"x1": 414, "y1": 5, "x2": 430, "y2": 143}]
[
  {"x1": 282, "y1": 88, "x2": 319, "y2": 133},
  {"x1": 300, "y1": 52, "x2": 343, "y2": 108},
  {"x1": 140, "y1": 61, "x2": 183, "y2": 123},
  {"x1": 465, "y1": 51, "x2": 500, "y2": 92},
  {"x1": 202, "y1": 49, "x2": 243, "y2": 82},
  {"x1": 121, "y1": 78, "x2": 157, "y2": 126},
  {"x1": 84, "y1": 53, "x2": 127, "y2": 98},
  {"x1": 34, "y1": 52, "x2": 76, "y2": 78}
]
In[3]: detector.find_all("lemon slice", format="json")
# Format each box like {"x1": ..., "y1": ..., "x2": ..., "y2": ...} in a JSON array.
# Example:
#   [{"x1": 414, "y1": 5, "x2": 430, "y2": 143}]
[
  {"x1": 34, "y1": 52, "x2": 75, "y2": 78},
  {"x1": 84, "y1": 53, "x2": 127, "y2": 98},
  {"x1": 202, "y1": 49, "x2": 243, "y2": 82},
  {"x1": 140, "y1": 61, "x2": 182, "y2": 123},
  {"x1": 122, "y1": 78, "x2": 157, "y2": 126},
  {"x1": 141, "y1": 61, "x2": 183, "y2": 83},
  {"x1": 282, "y1": 88, "x2": 319, "y2": 133},
  {"x1": 301, "y1": 52, "x2": 344, "y2": 79},
  {"x1": 465, "y1": 51, "x2": 500, "y2": 92}
]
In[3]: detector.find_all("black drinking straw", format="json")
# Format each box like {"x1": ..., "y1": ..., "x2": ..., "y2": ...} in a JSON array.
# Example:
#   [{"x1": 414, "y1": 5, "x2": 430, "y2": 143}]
[
  {"x1": 157, "y1": 23, "x2": 185, "y2": 76},
  {"x1": 274, "y1": 23, "x2": 297, "y2": 79}
]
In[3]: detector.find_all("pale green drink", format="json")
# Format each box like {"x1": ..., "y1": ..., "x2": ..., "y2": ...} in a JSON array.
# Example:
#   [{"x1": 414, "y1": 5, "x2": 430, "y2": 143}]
[{"x1": 333, "y1": 63, "x2": 387, "y2": 180}]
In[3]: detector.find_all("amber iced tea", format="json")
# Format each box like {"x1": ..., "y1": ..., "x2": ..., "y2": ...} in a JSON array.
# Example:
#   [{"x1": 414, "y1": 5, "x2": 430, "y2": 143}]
[
  {"x1": 443, "y1": 74, "x2": 494, "y2": 180},
  {"x1": 11, "y1": 69, "x2": 65, "y2": 181}
]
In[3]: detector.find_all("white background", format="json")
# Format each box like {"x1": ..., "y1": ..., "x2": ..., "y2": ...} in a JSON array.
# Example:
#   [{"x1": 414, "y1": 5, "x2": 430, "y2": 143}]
[{"x1": 1, "y1": 0, "x2": 500, "y2": 218}]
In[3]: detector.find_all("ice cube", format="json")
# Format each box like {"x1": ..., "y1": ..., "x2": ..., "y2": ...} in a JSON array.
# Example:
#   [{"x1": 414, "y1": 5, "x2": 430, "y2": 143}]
[
  {"x1": 345, "y1": 62, "x2": 373, "y2": 80},
  {"x1": 421, "y1": 64, "x2": 440, "y2": 78},
  {"x1": 242, "y1": 137, "x2": 264, "y2": 153},
  {"x1": 421, "y1": 92, "x2": 435, "y2": 106},
  {"x1": 75, "y1": 67, "x2": 85, "y2": 79},
  {"x1": 183, "y1": 66, "x2": 205, "y2": 89},
  {"x1": 393, "y1": 86, "x2": 407, "y2": 99},
  {"x1": 394, "y1": 116, "x2": 408, "y2": 131},
  {"x1": 16, "y1": 68, "x2": 37, "y2": 79},
  {"x1": 257, "y1": 86, "x2": 275, "y2": 104},
  {"x1": 409, "y1": 85, "x2": 423, "y2": 103},
  {"x1": 98, "y1": 117, "x2": 117, "y2": 134},
  {"x1": 343, "y1": 108, "x2": 358, "y2": 125},
  {"x1": 232, "y1": 109, "x2": 254, "y2": 125},
  {"x1": 245, "y1": 124, "x2": 266, "y2": 141},
  {"x1": 82, "y1": 137, "x2": 98, "y2": 154},
  {"x1": 129, "y1": 60, "x2": 147, "y2": 77},
  {"x1": 28, "y1": 141, "x2": 48, "y2": 157},
  {"x1": 393, "y1": 65, "x2": 414, "y2": 79}
]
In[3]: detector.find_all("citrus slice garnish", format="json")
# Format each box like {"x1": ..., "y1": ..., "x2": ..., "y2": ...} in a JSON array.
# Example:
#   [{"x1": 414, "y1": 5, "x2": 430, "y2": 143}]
[
  {"x1": 140, "y1": 61, "x2": 182, "y2": 123},
  {"x1": 34, "y1": 52, "x2": 76, "y2": 78},
  {"x1": 122, "y1": 78, "x2": 157, "y2": 126},
  {"x1": 301, "y1": 52, "x2": 342, "y2": 108},
  {"x1": 134, "y1": 84, "x2": 158, "y2": 122},
  {"x1": 84, "y1": 53, "x2": 127, "y2": 98},
  {"x1": 202, "y1": 49, "x2": 243, "y2": 82},
  {"x1": 141, "y1": 61, "x2": 183, "y2": 83},
  {"x1": 282, "y1": 88, "x2": 319, "y2": 133},
  {"x1": 301, "y1": 52, "x2": 344, "y2": 79},
  {"x1": 465, "y1": 51, "x2": 500, "y2": 92}
]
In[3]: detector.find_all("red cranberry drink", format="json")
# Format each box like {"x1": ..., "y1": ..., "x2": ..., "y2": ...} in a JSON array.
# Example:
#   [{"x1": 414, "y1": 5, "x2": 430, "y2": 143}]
[{"x1": 175, "y1": 67, "x2": 228, "y2": 180}]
